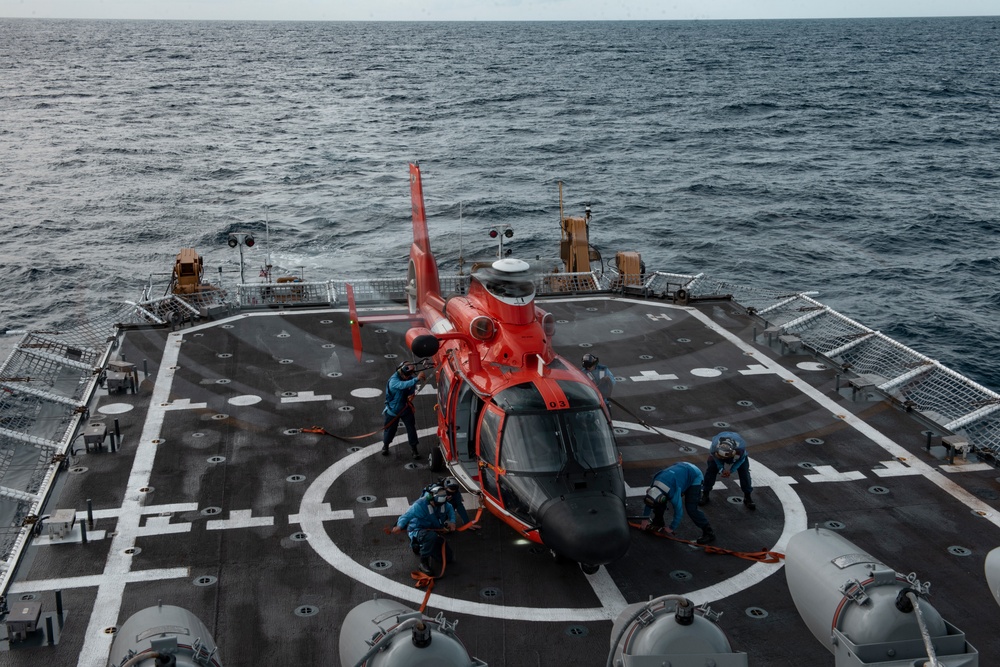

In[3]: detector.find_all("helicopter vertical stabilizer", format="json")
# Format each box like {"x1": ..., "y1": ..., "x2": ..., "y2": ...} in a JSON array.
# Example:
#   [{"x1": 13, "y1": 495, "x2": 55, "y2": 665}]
[{"x1": 408, "y1": 163, "x2": 447, "y2": 328}]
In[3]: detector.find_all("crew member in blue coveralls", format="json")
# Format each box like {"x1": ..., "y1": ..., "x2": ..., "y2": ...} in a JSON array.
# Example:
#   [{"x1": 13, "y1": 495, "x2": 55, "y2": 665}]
[
  {"x1": 438, "y1": 477, "x2": 481, "y2": 530},
  {"x1": 640, "y1": 461, "x2": 716, "y2": 544},
  {"x1": 700, "y1": 431, "x2": 755, "y2": 510},
  {"x1": 381, "y1": 362, "x2": 426, "y2": 459},
  {"x1": 582, "y1": 353, "x2": 615, "y2": 401},
  {"x1": 392, "y1": 483, "x2": 457, "y2": 575}
]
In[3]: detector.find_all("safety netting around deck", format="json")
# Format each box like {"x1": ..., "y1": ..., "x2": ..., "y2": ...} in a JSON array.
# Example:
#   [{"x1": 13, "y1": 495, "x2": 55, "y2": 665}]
[{"x1": 752, "y1": 292, "x2": 1000, "y2": 461}]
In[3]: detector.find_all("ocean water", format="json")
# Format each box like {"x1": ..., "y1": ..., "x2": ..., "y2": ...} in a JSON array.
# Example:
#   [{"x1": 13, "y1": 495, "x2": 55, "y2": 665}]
[{"x1": 1, "y1": 17, "x2": 998, "y2": 388}]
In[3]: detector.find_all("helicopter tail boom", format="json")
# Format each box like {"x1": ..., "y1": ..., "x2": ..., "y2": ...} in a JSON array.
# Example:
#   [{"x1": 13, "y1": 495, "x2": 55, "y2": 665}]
[{"x1": 409, "y1": 163, "x2": 447, "y2": 321}]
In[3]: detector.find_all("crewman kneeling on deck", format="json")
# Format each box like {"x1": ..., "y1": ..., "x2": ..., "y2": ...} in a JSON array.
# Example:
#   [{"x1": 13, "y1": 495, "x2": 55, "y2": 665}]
[
  {"x1": 381, "y1": 362, "x2": 426, "y2": 459},
  {"x1": 640, "y1": 461, "x2": 716, "y2": 544},
  {"x1": 432, "y1": 477, "x2": 481, "y2": 531},
  {"x1": 700, "y1": 431, "x2": 755, "y2": 510},
  {"x1": 392, "y1": 483, "x2": 457, "y2": 575}
]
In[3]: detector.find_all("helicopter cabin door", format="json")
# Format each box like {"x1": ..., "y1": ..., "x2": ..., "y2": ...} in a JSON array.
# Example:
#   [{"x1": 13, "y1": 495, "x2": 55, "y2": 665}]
[
  {"x1": 475, "y1": 405, "x2": 502, "y2": 500},
  {"x1": 447, "y1": 378, "x2": 485, "y2": 480}
]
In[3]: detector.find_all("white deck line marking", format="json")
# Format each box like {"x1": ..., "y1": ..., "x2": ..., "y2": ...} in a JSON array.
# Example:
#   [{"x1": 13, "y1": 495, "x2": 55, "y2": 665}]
[
  {"x1": 677, "y1": 304, "x2": 1000, "y2": 530},
  {"x1": 32, "y1": 527, "x2": 107, "y2": 545},
  {"x1": 206, "y1": 509, "x2": 275, "y2": 530},
  {"x1": 8, "y1": 568, "x2": 189, "y2": 595},
  {"x1": 587, "y1": 566, "x2": 629, "y2": 618},
  {"x1": 137, "y1": 516, "x2": 191, "y2": 536},
  {"x1": 803, "y1": 465, "x2": 867, "y2": 483},
  {"x1": 164, "y1": 398, "x2": 208, "y2": 410},
  {"x1": 289, "y1": 505, "x2": 355, "y2": 524},
  {"x1": 940, "y1": 462, "x2": 996, "y2": 473},
  {"x1": 77, "y1": 502, "x2": 198, "y2": 521},
  {"x1": 872, "y1": 461, "x2": 922, "y2": 478},
  {"x1": 629, "y1": 370, "x2": 679, "y2": 382},
  {"x1": 739, "y1": 364, "x2": 776, "y2": 376},
  {"x1": 281, "y1": 391, "x2": 332, "y2": 403},
  {"x1": 366, "y1": 497, "x2": 413, "y2": 518},
  {"x1": 78, "y1": 331, "x2": 184, "y2": 667}
]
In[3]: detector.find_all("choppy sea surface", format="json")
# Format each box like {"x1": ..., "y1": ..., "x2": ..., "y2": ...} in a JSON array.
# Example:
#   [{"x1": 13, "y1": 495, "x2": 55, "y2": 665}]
[{"x1": 1, "y1": 17, "x2": 998, "y2": 388}]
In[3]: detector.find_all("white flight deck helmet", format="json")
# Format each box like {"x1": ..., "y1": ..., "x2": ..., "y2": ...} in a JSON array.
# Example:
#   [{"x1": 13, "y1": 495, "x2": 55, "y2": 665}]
[
  {"x1": 425, "y1": 484, "x2": 448, "y2": 506},
  {"x1": 643, "y1": 480, "x2": 672, "y2": 507},
  {"x1": 715, "y1": 437, "x2": 737, "y2": 460}
]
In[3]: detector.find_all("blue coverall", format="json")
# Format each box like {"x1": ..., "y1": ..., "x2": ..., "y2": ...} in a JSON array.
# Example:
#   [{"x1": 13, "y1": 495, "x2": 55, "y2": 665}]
[
  {"x1": 703, "y1": 431, "x2": 753, "y2": 498},
  {"x1": 396, "y1": 496, "x2": 457, "y2": 562},
  {"x1": 382, "y1": 370, "x2": 421, "y2": 454},
  {"x1": 641, "y1": 461, "x2": 712, "y2": 532}
]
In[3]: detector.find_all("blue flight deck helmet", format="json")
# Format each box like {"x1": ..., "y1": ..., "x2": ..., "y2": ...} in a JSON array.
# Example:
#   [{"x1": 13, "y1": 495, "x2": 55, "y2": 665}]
[
  {"x1": 582, "y1": 353, "x2": 599, "y2": 370},
  {"x1": 443, "y1": 477, "x2": 461, "y2": 494},
  {"x1": 643, "y1": 480, "x2": 671, "y2": 507},
  {"x1": 397, "y1": 362, "x2": 416, "y2": 379}
]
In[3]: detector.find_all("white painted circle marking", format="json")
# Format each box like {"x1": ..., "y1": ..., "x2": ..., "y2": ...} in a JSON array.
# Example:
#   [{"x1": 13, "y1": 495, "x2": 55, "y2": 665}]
[
  {"x1": 299, "y1": 424, "x2": 805, "y2": 621},
  {"x1": 98, "y1": 403, "x2": 134, "y2": 415},
  {"x1": 228, "y1": 395, "x2": 263, "y2": 406},
  {"x1": 350, "y1": 387, "x2": 383, "y2": 399},
  {"x1": 690, "y1": 368, "x2": 723, "y2": 378},
  {"x1": 797, "y1": 362, "x2": 827, "y2": 372}
]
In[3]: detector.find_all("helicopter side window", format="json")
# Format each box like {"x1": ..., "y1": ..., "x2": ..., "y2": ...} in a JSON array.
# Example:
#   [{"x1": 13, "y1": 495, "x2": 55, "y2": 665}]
[
  {"x1": 499, "y1": 413, "x2": 566, "y2": 473},
  {"x1": 565, "y1": 408, "x2": 617, "y2": 468},
  {"x1": 478, "y1": 408, "x2": 501, "y2": 497},
  {"x1": 438, "y1": 372, "x2": 451, "y2": 414}
]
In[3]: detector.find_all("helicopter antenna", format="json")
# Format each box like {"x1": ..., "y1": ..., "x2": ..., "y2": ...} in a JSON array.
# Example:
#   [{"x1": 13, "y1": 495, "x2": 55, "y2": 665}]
[
  {"x1": 558, "y1": 181, "x2": 564, "y2": 223},
  {"x1": 262, "y1": 206, "x2": 273, "y2": 283},
  {"x1": 458, "y1": 201, "x2": 465, "y2": 276},
  {"x1": 265, "y1": 206, "x2": 271, "y2": 268}
]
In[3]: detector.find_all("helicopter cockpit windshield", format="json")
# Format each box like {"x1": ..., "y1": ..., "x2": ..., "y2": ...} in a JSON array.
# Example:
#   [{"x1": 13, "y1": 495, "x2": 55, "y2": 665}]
[
  {"x1": 500, "y1": 408, "x2": 616, "y2": 473},
  {"x1": 494, "y1": 380, "x2": 617, "y2": 476}
]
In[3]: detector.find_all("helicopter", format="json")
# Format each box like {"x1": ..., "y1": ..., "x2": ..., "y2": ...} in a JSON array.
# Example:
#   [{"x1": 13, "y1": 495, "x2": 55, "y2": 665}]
[{"x1": 401, "y1": 162, "x2": 631, "y2": 574}]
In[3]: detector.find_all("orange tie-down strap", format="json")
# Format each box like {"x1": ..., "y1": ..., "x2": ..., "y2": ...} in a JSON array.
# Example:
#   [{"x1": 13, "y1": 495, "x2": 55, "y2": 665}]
[
  {"x1": 627, "y1": 521, "x2": 785, "y2": 564},
  {"x1": 301, "y1": 397, "x2": 414, "y2": 442},
  {"x1": 406, "y1": 538, "x2": 451, "y2": 612},
  {"x1": 300, "y1": 425, "x2": 382, "y2": 441}
]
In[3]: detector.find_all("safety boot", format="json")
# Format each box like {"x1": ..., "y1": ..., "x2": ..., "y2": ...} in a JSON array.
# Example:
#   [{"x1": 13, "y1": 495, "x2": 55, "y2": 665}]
[
  {"x1": 411, "y1": 447, "x2": 420, "y2": 460},
  {"x1": 418, "y1": 558, "x2": 433, "y2": 575},
  {"x1": 698, "y1": 493, "x2": 710, "y2": 507},
  {"x1": 744, "y1": 493, "x2": 756, "y2": 511},
  {"x1": 696, "y1": 527, "x2": 716, "y2": 545}
]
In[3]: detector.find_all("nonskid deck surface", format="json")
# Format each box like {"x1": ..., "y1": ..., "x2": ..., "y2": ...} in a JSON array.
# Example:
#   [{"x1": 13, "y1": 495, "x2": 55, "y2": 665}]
[{"x1": 5, "y1": 296, "x2": 999, "y2": 665}]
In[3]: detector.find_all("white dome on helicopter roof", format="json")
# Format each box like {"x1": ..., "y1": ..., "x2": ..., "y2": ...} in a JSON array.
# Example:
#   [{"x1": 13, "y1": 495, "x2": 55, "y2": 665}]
[{"x1": 492, "y1": 258, "x2": 530, "y2": 273}]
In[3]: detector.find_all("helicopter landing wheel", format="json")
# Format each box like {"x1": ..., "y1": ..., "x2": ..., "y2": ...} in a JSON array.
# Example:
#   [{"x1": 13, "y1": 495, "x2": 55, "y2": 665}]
[
  {"x1": 429, "y1": 446, "x2": 445, "y2": 472},
  {"x1": 579, "y1": 562, "x2": 600, "y2": 575}
]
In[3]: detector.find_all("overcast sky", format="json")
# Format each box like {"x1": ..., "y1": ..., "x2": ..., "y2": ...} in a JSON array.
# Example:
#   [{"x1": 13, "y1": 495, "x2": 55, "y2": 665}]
[{"x1": 0, "y1": 0, "x2": 996, "y2": 22}]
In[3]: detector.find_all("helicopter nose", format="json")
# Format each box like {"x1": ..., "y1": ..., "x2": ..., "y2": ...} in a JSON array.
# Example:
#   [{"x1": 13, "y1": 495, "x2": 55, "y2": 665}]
[{"x1": 537, "y1": 492, "x2": 630, "y2": 566}]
